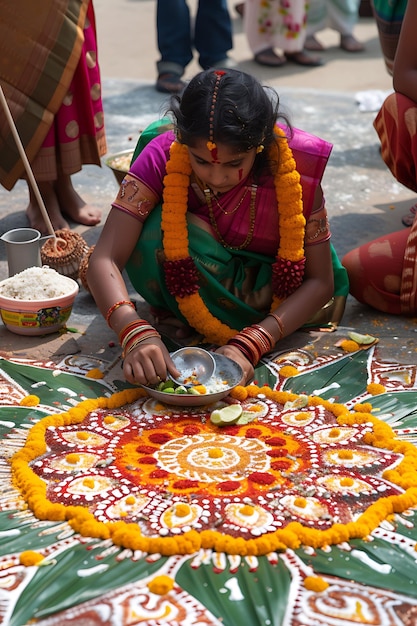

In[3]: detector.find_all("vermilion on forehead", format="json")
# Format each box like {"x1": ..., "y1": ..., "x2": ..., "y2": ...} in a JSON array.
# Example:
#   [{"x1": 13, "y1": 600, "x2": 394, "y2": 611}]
[{"x1": 188, "y1": 140, "x2": 251, "y2": 162}]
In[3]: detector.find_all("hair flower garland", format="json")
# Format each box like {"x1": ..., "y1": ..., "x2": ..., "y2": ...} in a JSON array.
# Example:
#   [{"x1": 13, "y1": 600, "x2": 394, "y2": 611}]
[{"x1": 161, "y1": 127, "x2": 305, "y2": 344}]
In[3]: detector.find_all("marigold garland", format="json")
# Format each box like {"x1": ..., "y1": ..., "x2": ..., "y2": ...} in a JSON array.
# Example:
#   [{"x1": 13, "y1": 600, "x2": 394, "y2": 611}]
[
  {"x1": 161, "y1": 127, "x2": 306, "y2": 344},
  {"x1": 9, "y1": 384, "x2": 417, "y2": 557}
]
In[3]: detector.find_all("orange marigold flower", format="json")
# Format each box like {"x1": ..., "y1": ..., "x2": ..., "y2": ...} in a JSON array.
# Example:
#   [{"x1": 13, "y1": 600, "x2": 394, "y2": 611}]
[
  {"x1": 19, "y1": 550, "x2": 44, "y2": 566},
  {"x1": 340, "y1": 339, "x2": 359, "y2": 353},
  {"x1": 148, "y1": 575, "x2": 175, "y2": 595},
  {"x1": 304, "y1": 576, "x2": 329, "y2": 592},
  {"x1": 367, "y1": 382, "x2": 386, "y2": 395},
  {"x1": 354, "y1": 402, "x2": 373, "y2": 412},
  {"x1": 85, "y1": 368, "x2": 104, "y2": 379},
  {"x1": 230, "y1": 386, "x2": 248, "y2": 401},
  {"x1": 279, "y1": 365, "x2": 299, "y2": 378},
  {"x1": 19, "y1": 394, "x2": 40, "y2": 407}
]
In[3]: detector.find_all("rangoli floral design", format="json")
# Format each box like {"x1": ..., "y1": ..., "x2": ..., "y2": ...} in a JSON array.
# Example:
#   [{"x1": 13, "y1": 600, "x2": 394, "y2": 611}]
[
  {"x1": 3, "y1": 342, "x2": 417, "y2": 625},
  {"x1": 15, "y1": 386, "x2": 417, "y2": 556}
]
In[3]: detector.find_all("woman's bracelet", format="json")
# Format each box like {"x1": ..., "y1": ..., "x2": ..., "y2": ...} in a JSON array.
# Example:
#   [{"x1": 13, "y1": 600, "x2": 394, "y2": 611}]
[
  {"x1": 106, "y1": 300, "x2": 136, "y2": 326},
  {"x1": 119, "y1": 319, "x2": 161, "y2": 358},
  {"x1": 227, "y1": 322, "x2": 276, "y2": 366},
  {"x1": 266, "y1": 312, "x2": 284, "y2": 340}
]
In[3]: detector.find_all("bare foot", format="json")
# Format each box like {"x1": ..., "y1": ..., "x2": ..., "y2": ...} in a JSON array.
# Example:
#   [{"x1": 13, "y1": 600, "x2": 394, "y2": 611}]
[
  {"x1": 55, "y1": 174, "x2": 102, "y2": 226},
  {"x1": 26, "y1": 182, "x2": 69, "y2": 233}
]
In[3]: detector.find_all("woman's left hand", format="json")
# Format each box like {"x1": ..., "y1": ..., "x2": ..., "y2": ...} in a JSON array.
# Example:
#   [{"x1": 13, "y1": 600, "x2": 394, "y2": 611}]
[{"x1": 215, "y1": 344, "x2": 254, "y2": 385}]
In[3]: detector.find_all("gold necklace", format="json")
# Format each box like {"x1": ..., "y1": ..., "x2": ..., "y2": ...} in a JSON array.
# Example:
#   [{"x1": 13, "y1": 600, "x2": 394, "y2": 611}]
[
  {"x1": 204, "y1": 184, "x2": 257, "y2": 250},
  {"x1": 209, "y1": 186, "x2": 249, "y2": 215}
]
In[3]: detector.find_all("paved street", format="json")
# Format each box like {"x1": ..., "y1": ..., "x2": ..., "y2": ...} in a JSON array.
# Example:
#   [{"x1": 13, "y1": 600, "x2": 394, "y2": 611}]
[{"x1": 1, "y1": 0, "x2": 416, "y2": 366}]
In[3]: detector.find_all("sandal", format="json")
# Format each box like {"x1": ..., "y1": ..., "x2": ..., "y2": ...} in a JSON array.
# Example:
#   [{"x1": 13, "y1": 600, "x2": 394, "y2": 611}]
[
  {"x1": 285, "y1": 51, "x2": 324, "y2": 67},
  {"x1": 304, "y1": 35, "x2": 325, "y2": 52},
  {"x1": 340, "y1": 35, "x2": 365, "y2": 53},
  {"x1": 234, "y1": 2, "x2": 244, "y2": 17},
  {"x1": 156, "y1": 72, "x2": 186, "y2": 94},
  {"x1": 254, "y1": 48, "x2": 286, "y2": 67},
  {"x1": 402, "y1": 203, "x2": 417, "y2": 227}
]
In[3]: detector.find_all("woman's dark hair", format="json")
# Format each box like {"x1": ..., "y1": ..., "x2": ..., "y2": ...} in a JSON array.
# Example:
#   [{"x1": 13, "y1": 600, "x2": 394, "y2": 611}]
[{"x1": 167, "y1": 69, "x2": 290, "y2": 175}]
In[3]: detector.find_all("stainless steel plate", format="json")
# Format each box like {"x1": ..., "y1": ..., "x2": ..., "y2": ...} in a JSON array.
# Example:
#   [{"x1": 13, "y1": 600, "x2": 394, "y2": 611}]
[{"x1": 141, "y1": 353, "x2": 243, "y2": 407}]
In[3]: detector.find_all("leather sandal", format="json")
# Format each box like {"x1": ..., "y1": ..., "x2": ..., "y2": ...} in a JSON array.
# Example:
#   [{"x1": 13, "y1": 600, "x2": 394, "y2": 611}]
[
  {"x1": 254, "y1": 48, "x2": 286, "y2": 67},
  {"x1": 234, "y1": 2, "x2": 244, "y2": 17},
  {"x1": 156, "y1": 73, "x2": 186, "y2": 94},
  {"x1": 285, "y1": 51, "x2": 324, "y2": 67},
  {"x1": 304, "y1": 35, "x2": 325, "y2": 52},
  {"x1": 340, "y1": 35, "x2": 365, "y2": 52}
]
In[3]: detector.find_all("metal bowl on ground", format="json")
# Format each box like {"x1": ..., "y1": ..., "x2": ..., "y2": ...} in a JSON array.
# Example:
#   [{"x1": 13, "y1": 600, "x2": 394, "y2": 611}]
[
  {"x1": 105, "y1": 149, "x2": 135, "y2": 185},
  {"x1": 141, "y1": 353, "x2": 243, "y2": 407}
]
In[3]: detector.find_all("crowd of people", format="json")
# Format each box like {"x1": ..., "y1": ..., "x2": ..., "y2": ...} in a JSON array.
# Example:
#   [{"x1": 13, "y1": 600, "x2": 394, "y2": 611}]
[{"x1": 1, "y1": 0, "x2": 416, "y2": 388}]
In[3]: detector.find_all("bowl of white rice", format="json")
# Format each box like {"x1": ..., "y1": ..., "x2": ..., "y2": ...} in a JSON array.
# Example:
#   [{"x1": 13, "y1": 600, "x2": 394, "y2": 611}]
[{"x1": 0, "y1": 266, "x2": 79, "y2": 336}]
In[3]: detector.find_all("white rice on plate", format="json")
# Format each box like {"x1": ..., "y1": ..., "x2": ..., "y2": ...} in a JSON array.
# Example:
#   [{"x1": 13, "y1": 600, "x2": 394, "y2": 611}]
[{"x1": 0, "y1": 266, "x2": 75, "y2": 300}]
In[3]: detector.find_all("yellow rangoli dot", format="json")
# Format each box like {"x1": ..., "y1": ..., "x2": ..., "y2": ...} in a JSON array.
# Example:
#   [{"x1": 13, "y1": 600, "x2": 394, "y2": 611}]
[
  {"x1": 83, "y1": 478, "x2": 95, "y2": 489},
  {"x1": 328, "y1": 428, "x2": 340, "y2": 438},
  {"x1": 340, "y1": 477, "x2": 355, "y2": 487},
  {"x1": 208, "y1": 448, "x2": 223, "y2": 458},
  {"x1": 76, "y1": 431, "x2": 89, "y2": 440},
  {"x1": 294, "y1": 497, "x2": 307, "y2": 508},
  {"x1": 148, "y1": 575, "x2": 174, "y2": 595},
  {"x1": 175, "y1": 503, "x2": 190, "y2": 517},
  {"x1": 65, "y1": 453, "x2": 80, "y2": 464},
  {"x1": 338, "y1": 450, "x2": 354, "y2": 460},
  {"x1": 19, "y1": 550, "x2": 44, "y2": 566},
  {"x1": 240, "y1": 504, "x2": 255, "y2": 516}
]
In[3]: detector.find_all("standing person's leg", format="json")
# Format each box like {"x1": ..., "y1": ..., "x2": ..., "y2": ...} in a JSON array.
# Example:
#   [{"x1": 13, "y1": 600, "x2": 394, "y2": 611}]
[
  {"x1": 195, "y1": 0, "x2": 234, "y2": 69},
  {"x1": 156, "y1": 0, "x2": 193, "y2": 93},
  {"x1": 327, "y1": 0, "x2": 364, "y2": 51}
]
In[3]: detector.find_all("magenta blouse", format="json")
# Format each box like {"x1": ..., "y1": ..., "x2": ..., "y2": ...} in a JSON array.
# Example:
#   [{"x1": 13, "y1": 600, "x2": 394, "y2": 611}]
[{"x1": 113, "y1": 126, "x2": 332, "y2": 258}]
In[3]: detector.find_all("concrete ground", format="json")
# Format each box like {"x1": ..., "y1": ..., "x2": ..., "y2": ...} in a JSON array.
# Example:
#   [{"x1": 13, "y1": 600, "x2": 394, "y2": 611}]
[{"x1": 1, "y1": 0, "x2": 416, "y2": 367}]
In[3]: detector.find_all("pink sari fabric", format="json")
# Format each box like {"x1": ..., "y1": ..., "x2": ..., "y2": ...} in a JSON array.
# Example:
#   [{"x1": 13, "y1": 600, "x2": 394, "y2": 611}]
[{"x1": 32, "y1": 1, "x2": 106, "y2": 181}]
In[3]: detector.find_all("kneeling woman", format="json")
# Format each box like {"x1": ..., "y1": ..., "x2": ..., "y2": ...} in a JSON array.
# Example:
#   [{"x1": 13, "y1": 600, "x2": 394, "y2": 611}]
[{"x1": 87, "y1": 69, "x2": 347, "y2": 387}]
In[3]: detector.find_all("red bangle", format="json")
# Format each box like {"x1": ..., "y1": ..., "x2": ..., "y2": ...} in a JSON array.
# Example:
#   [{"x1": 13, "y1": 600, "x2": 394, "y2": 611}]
[{"x1": 106, "y1": 300, "x2": 135, "y2": 326}]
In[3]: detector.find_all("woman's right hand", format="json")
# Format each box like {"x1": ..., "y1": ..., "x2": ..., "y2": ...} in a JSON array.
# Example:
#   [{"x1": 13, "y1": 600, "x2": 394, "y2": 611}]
[{"x1": 123, "y1": 338, "x2": 180, "y2": 386}]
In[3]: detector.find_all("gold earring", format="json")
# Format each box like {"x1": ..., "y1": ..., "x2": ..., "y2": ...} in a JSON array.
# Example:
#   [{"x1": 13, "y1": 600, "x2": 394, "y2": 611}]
[{"x1": 256, "y1": 144, "x2": 264, "y2": 154}]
